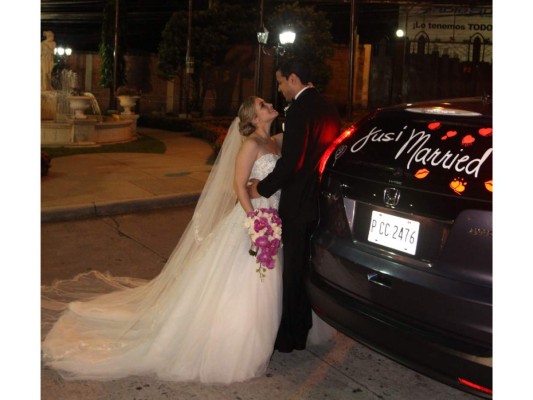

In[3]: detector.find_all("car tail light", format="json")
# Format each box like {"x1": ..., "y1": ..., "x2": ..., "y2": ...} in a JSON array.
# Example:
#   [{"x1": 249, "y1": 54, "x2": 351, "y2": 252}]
[
  {"x1": 457, "y1": 377, "x2": 492, "y2": 395},
  {"x1": 318, "y1": 126, "x2": 356, "y2": 177},
  {"x1": 318, "y1": 110, "x2": 377, "y2": 178}
]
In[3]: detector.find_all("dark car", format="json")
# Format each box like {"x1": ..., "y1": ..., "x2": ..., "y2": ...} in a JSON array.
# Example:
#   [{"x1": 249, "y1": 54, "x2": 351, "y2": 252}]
[{"x1": 307, "y1": 97, "x2": 492, "y2": 398}]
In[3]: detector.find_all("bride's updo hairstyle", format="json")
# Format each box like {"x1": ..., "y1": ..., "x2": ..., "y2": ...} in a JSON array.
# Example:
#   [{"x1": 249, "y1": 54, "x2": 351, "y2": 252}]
[{"x1": 238, "y1": 96, "x2": 258, "y2": 137}]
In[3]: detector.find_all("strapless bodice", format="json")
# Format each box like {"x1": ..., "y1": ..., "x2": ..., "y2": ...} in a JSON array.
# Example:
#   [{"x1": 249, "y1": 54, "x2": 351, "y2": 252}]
[{"x1": 250, "y1": 153, "x2": 280, "y2": 209}]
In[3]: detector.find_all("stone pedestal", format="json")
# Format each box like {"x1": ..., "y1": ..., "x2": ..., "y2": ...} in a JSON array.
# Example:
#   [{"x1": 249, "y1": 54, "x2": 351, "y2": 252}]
[
  {"x1": 119, "y1": 114, "x2": 140, "y2": 135},
  {"x1": 69, "y1": 118, "x2": 98, "y2": 145},
  {"x1": 41, "y1": 91, "x2": 57, "y2": 121}
]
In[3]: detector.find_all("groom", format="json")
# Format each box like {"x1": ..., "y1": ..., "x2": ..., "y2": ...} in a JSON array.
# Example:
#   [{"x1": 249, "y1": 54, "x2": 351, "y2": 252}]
[{"x1": 248, "y1": 58, "x2": 341, "y2": 352}]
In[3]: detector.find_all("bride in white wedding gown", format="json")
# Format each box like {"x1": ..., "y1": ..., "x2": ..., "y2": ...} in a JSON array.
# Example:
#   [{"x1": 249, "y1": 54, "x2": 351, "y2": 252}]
[{"x1": 41, "y1": 96, "x2": 334, "y2": 384}]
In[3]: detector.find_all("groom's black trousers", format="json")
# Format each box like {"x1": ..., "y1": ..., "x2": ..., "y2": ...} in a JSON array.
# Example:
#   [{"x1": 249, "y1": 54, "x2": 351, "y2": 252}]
[{"x1": 274, "y1": 217, "x2": 316, "y2": 353}]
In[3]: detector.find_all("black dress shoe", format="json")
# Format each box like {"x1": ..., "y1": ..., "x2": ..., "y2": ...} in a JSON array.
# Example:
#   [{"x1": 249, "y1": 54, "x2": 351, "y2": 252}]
[{"x1": 274, "y1": 341, "x2": 294, "y2": 353}]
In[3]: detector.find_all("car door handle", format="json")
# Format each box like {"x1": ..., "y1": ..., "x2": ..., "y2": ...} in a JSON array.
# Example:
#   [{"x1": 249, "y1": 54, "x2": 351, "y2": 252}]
[{"x1": 367, "y1": 272, "x2": 392, "y2": 288}]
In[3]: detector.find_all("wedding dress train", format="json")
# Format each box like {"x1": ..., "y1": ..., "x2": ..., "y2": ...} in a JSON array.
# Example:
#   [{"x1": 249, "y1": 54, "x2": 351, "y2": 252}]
[{"x1": 42, "y1": 153, "x2": 284, "y2": 384}]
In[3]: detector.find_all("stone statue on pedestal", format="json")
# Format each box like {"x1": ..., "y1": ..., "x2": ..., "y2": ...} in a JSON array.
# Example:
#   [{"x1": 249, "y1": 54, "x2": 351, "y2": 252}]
[{"x1": 41, "y1": 31, "x2": 56, "y2": 92}]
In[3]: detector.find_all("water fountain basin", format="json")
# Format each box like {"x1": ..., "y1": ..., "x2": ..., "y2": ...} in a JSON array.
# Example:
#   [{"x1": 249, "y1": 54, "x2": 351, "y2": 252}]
[
  {"x1": 42, "y1": 91, "x2": 138, "y2": 147},
  {"x1": 42, "y1": 115, "x2": 137, "y2": 146}
]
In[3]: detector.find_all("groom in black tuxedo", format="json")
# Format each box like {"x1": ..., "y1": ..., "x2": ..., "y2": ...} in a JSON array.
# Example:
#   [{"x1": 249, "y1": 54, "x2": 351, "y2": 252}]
[{"x1": 248, "y1": 58, "x2": 341, "y2": 352}]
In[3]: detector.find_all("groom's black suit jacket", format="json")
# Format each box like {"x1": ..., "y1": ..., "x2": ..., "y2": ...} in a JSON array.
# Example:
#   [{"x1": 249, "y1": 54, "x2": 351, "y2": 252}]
[{"x1": 257, "y1": 87, "x2": 340, "y2": 222}]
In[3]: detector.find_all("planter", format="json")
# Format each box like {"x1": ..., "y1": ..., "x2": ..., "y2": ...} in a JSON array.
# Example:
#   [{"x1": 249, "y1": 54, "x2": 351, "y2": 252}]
[
  {"x1": 117, "y1": 95, "x2": 140, "y2": 115},
  {"x1": 68, "y1": 96, "x2": 91, "y2": 119}
]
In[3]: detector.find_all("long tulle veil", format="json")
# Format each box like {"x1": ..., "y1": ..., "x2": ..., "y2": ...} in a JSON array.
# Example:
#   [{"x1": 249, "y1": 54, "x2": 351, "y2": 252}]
[{"x1": 41, "y1": 118, "x2": 244, "y2": 352}]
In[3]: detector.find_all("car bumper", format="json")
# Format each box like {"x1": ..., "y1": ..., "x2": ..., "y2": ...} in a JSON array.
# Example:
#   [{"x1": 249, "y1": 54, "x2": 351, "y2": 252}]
[{"x1": 306, "y1": 270, "x2": 492, "y2": 398}]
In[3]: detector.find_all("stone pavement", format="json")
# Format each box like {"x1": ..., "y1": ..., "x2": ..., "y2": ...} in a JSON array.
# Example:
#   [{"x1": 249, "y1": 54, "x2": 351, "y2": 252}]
[{"x1": 41, "y1": 126, "x2": 214, "y2": 222}]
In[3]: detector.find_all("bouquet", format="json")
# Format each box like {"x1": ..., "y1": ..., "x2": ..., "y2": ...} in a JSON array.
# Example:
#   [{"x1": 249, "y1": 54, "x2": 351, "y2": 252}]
[{"x1": 243, "y1": 208, "x2": 282, "y2": 281}]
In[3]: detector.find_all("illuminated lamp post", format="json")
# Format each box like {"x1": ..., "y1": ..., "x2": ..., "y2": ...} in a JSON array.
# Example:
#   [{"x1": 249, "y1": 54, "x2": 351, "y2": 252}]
[
  {"x1": 54, "y1": 46, "x2": 72, "y2": 57},
  {"x1": 256, "y1": 26, "x2": 296, "y2": 113}
]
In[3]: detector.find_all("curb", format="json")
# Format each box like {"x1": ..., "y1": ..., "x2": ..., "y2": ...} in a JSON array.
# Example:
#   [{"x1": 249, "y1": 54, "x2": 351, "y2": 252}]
[{"x1": 41, "y1": 193, "x2": 201, "y2": 222}]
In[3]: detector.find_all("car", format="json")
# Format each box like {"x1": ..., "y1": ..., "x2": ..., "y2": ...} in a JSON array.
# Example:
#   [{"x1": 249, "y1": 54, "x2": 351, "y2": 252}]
[{"x1": 307, "y1": 97, "x2": 492, "y2": 398}]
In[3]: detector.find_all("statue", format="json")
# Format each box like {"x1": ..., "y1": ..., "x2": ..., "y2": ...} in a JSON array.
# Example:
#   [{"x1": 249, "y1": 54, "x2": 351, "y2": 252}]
[{"x1": 41, "y1": 31, "x2": 56, "y2": 91}]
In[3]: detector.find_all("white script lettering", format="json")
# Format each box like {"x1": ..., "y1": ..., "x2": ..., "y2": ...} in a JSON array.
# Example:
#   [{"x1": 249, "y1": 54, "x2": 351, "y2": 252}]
[{"x1": 350, "y1": 125, "x2": 492, "y2": 178}]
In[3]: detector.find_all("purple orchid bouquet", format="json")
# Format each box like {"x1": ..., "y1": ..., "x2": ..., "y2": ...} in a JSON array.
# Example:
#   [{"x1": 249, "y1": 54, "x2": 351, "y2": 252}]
[{"x1": 244, "y1": 207, "x2": 282, "y2": 281}]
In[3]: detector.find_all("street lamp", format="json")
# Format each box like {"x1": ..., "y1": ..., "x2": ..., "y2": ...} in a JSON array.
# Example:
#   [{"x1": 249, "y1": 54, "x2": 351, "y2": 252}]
[
  {"x1": 279, "y1": 30, "x2": 296, "y2": 46},
  {"x1": 257, "y1": 26, "x2": 296, "y2": 58},
  {"x1": 54, "y1": 46, "x2": 72, "y2": 56},
  {"x1": 256, "y1": 26, "x2": 296, "y2": 112}
]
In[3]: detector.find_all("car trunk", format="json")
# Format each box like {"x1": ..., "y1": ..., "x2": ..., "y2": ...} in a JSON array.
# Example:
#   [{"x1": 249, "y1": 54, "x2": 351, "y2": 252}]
[{"x1": 313, "y1": 105, "x2": 492, "y2": 349}]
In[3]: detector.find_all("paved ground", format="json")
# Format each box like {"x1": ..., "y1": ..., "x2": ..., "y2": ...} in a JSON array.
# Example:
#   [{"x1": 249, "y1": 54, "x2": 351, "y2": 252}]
[
  {"x1": 37, "y1": 126, "x2": 482, "y2": 399},
  {"x1": 41, "y1": 207, "x2": 480, "y2": 400},
  {"x1": 42, "y1": 127, "x2": 214, "y2": 222}
]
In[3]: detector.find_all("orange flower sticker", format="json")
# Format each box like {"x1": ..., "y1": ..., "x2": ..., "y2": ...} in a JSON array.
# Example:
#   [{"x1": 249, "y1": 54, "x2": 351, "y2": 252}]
[
  {"x1": 462, "y1": 135, "x2": 475, "y2": 146},
  {"x1": 414, "y1": 168, "x2": 430, "y2": 179},
  {"x1": 450, "y1": 177, "x2": 467, "y2": 195},
  {"x1": 441, "y1": 130, "x2": 458, "y2": 140},
  {"x1": 428, "y1": 122, "x2": 441, "y2": 130},
  {"x1": 485, "y1": 180, "x2": 493, "y2": 192},
  {"x1": 478, "y1": 128, "x2": 492, "y2": 137}
]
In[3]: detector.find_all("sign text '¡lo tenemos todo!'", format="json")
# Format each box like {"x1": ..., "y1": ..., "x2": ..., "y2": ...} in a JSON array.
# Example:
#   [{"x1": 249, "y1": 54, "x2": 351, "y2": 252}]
[
  {"x1": 349, "y1": 125, "x2": 492, "y2": 178},
  {"x1": 412, "y1": 21, "x2": 492, "y2": 31}
]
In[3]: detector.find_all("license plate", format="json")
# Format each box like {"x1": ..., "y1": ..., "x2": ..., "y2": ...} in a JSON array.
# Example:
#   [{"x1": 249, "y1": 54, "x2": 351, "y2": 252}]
[{"x1": 368, "y1": 211, "x2": 420, "y2": 255}]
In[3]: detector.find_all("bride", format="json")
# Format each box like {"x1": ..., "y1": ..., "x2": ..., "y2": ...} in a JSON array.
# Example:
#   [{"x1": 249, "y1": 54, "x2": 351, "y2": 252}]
[
  {"x1": 42, "y1": 96, "x2": 334, "y2": 384},
  {"x1": 42, "y1": 96, "x2": 282, "y2": 383}
]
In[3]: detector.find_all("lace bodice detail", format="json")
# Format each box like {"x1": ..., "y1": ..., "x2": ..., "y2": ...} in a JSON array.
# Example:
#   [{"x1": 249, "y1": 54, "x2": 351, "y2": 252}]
[{"x1": 250, "y1": 153, "x2": 280, "y2": 209}]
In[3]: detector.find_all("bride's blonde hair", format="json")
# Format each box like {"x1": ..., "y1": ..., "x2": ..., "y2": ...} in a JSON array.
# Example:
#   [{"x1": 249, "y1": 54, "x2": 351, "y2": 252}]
[{"x1": 238, "y1": 96, "x2": 258, "y2": 137}]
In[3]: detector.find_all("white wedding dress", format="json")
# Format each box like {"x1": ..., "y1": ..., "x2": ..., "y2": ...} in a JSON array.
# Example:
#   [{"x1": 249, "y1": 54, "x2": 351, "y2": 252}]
[{"x1": 42, "y1": 153, "x2": 284, "y2": 384}]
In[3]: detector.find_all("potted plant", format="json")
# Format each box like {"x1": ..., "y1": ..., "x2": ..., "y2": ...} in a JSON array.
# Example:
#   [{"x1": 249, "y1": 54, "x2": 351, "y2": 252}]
[{"x1": 116, "y1": 86, "x2": 140, "y2": 115}]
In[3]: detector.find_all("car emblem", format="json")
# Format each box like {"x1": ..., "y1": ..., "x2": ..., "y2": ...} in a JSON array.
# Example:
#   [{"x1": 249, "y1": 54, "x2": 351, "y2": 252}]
[{"x1": 383, "y1": 187, "x2": 401, "y2": 208}]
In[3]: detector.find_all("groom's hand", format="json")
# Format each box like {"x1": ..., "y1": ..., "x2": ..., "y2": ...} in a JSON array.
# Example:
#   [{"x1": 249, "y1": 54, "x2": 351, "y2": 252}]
[{"x1": 247, "y1": 179, "x2": 260, "y2": 199}]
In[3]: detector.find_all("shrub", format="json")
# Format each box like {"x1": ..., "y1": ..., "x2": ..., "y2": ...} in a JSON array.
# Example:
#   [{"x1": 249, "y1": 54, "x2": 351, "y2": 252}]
[
  {"x1": 137, "y1": 115, "x2": 192, "y2": 132},
  {"x1": 116, "y1": 86, "x2": 140, "y2": 96},
  {"x1": 190, "y1": 120, "x2": 232, "y2": 154},
  {"x1": 138, "y1": 115, "x2": 233, "y2": 158},
  {"x1": 41, "y1": 152, "x2": 51, "y2": 177}
]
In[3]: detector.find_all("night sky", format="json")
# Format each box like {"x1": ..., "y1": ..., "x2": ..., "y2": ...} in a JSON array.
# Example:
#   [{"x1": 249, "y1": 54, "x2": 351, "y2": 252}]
[{"x1": 41, "y1": 0, "x2": 400, "y2": 53}]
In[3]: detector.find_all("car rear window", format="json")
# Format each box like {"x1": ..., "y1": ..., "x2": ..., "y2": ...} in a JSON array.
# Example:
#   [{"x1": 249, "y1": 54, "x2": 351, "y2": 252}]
[{"x1": 330, "y1": 109, "x2": 493, "y2": 201}]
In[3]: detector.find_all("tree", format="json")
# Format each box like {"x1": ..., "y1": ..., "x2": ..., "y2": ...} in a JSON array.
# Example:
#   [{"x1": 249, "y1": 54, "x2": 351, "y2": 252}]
[
  {"x1": 266, "y1": 2, "x2": 335, "y2": 92},
  {"x1": 99, "y1": 0, "x2": 127, "y2": 110},
  {"x1": 157, "y1": 1, "x2": 335, "y2": 116},
  {"x1": 157, "y1": 2, "x2": 255, "y2": 115}
]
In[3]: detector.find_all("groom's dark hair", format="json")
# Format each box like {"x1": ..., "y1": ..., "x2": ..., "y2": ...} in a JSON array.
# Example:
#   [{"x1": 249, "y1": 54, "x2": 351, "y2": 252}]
[{"x1": 276, "y1": 58, "x2": 311, "y2": 85}]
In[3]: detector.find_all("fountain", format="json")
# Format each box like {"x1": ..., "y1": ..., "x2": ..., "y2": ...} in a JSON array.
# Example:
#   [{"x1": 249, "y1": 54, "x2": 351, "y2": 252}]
[
  {"x1": 41, "y1": 32, "x2": 137, "y2": 147},
  {"x1": 68, "y1": 95, "x2": 92, "y2": 119}
]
